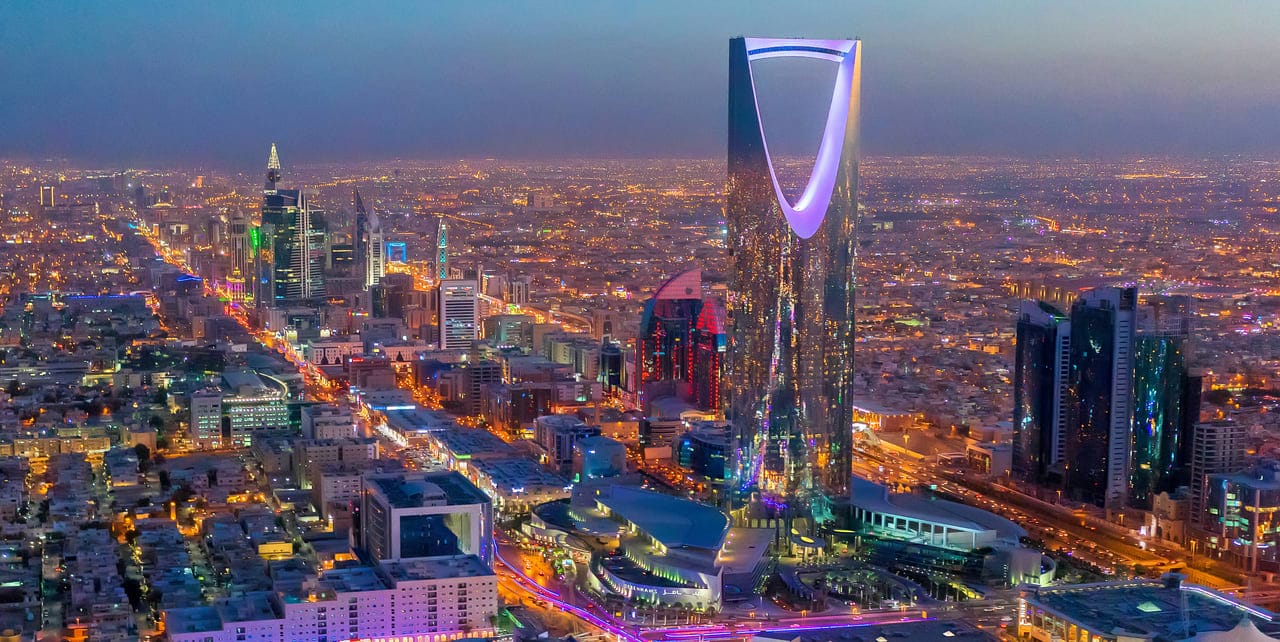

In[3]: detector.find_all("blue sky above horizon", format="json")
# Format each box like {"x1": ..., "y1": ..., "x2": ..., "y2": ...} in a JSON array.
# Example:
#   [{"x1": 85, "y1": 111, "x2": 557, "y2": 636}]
[{"x1": 1, "y1": 1, "x2": 1278, "y2": 167}]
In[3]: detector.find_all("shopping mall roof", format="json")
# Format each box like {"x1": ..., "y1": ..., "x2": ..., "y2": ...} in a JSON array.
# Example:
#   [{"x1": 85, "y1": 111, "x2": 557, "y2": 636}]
[
  {"x1": 1025, "y1": 579, "x2": 1280, "y2": 641},
  {"x1": 850, "y1": 477, "x2": 1024, "y2": 540},
  {"x1": 596, "y1": 486, "x2": 728, "y2": 550}
]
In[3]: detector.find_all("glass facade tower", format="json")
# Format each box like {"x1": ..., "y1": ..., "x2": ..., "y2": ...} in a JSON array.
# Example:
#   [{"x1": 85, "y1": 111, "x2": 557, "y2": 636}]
[
  {"x1": 259, "y1": 144, "x2": 325, "y2": 305},
  {"x1": 1012, "y1": 301, "x2": 1070, "y2": 484},
  {"x1": 1064, "y1": 287, "x2": 1136, "y2": 509},
  {"x1": 636, "y1": 269, "x2": 726, "y2": 413},
  {"x1": 1128, "y1": 299, "x2": 1201, "y2": 509},
  {"x1": 725, "y1": 37, "x2": 861, "y2": 507}
]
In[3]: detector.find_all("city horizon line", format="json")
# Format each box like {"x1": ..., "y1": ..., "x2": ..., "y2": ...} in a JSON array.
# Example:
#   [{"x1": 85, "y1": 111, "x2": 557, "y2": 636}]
[{"x1": 6, "y1": 151, "x2": 1279, "y2": 173}]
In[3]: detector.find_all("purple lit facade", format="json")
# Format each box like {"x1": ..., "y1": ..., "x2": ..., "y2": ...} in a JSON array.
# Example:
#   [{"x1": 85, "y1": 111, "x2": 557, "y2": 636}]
[{"x1": 725, "y1": 37, "x2": 861, "y2": 507}]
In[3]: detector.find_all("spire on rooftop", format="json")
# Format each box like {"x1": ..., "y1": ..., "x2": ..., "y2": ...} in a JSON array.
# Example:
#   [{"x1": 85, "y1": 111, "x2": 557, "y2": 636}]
[{"x1": 265, "y1": 143, "x2": 281, "y2": 192}]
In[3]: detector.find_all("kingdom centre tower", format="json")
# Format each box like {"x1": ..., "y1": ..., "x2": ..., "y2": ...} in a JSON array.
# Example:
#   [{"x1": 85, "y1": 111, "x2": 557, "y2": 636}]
[{"x1": 725, "y1": 37, "x2": 861, "y2": 516}]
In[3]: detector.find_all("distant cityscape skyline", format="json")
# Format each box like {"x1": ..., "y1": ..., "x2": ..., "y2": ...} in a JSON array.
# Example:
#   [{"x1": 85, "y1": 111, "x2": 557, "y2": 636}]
[
  {"x1": 3, "y1": 1, "x2": 1280, "y2": 164},
  {"x1": 8, "y1": 3, "x2": 1280, "y2": 638}
]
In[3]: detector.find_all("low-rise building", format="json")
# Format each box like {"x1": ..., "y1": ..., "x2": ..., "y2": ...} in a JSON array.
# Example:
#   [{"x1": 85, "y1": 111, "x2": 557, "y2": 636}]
[
  {"x1": 165, "y1": 556, "x2": 498, "y2": 642},
  {"x1": 189, "y1": 370, "x2": 289, "y2": 449},
  {"x1": 573, "y1": 435, "x2": 626, "y2": 481},
  {"x1": 1018, "y1": 576, "x2": 1280, "y2": 641},
  {"x1": 300, "y1": 404, "x2": 356, "y2": 440},
  {"x1": 360, "y1": 471, "x2": 494, "y2": 565},
  {"x1": 468, "y1": 457, "x2": 570, "y2": 516},
  {"x1": 533, "y1": 414, "x2": 599, "y2": 474},
  {"x1": 293, "y1": 438, "x2": 378, "y2": 487}
]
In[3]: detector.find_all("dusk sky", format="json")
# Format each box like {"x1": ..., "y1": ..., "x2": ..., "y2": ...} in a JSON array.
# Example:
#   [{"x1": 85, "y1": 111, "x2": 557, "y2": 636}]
[{"x1": 2, "y1": 1, "x2": 1278, "y2": 166}]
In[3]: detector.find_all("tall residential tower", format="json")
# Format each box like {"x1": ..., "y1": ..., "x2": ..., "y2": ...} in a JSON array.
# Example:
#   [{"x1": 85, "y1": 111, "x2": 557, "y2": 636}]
[{"x1": 725, "y1": 37, "x2": 861, "y2": 510}]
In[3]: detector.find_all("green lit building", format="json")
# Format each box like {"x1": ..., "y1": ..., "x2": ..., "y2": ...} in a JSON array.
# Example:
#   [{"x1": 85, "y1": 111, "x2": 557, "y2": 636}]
[{"x1": 1128, "y1": 331, "x2": 1200, "y2": 509}]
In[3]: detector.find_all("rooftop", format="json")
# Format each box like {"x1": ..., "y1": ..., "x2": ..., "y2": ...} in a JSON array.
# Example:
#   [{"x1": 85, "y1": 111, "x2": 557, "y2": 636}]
[
  {"x1": 381, "y1": 554, "x2": 494, "y2": 582},
  {"x1": 756, "y1": 619, "x2": 994, "y2": 642},
  {"x1": 319, "y1": 564, "x2": 391, "y2": 594},
  {"x1": 472, "y1": 457, "x2": 569, "y2": 491},
  {"x1": 384, "y1": 406, "x2": 456, "y2": 433},
  {"x1": 1026, "y1": 580, "x2": 1280, "y2": 641},
  {"x1": 596, "y1": 486, "x2": 729, "y2": 550},
  {"x1": 576, "y1": 435, "x2": 626, "y2": 452},
  {"x1": 163, "y1": 605, "x2": 224, "y2": 634},
  {"x1": 368, "y1": 470, "x2": 490, "y2": 509},
  {"x1": 436, "y1": 427, "x2": 515, "y2": 459},
  {"x1": 536, "y1": 414, "x2": 590, "y2": 431},
  {"x1": 214, "y1": 592, "x2": 277, "y2": 624},
  {"x1": 850, "y1": 477, "x2": 1025, "y2": 540}
]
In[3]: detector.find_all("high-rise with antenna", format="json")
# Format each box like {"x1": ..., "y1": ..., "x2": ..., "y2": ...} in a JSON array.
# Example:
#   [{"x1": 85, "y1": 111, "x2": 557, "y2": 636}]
[
  {"x1": 436, "y1": 216, "x2": 449, "y2": 281},
  {"x1": 259, "y1": 143, "x2": 324, "y2": 304},
  {"x1": 265, "y1": 142, "x2": 281, "y2": 193}
]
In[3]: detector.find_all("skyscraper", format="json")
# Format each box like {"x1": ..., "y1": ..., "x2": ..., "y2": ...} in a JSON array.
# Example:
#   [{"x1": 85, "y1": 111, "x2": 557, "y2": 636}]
[
  {"x1": 725, "y1": 37, "x2": 861, "y2": 507},
  {"x1": 1012, "y1": 301, "x2": 1070, "y2": 485},
  {"x1": 436, "y1": 217, "x2": 449, "y2": 281},
  {"x1": 1189, "y1": 419, "x2": 1247, "y2": 529},
  {"x1": 259, "y1": 144, "x2": 325, "y2": 305},
  {"x1": 360, "y1": 190, "x2": 384, "y2": 290},
  {"x1": 1128, "y1": 298, "x2": 1200, "y2": 509},
  {"x1": 692, "y1": 298, "x2": 727, "y2": 412},
  {"x1": 438, "y1": 279, "x2": 478, "y2": 350},
  {"x1": 636, "y1": 269, "x2": 725, "y2": 413},
  {"x1": 637, "y1": 270, "x2": 703, "y2": 391},
  {"x1": 1064, "y1": 287, "x2": 1136, "y2": 509},
  {"x1": 227, "y1": 209, "x2": 251, "y2": 284},
  {"x1": 353, "y1": 187, "x2": 369, "y2": 270},
  {"x1": 306, "y1": 209, "x2": 328, "y2": 297},
  {"x1": 1015, "y1": 289, "x2": 1206, "y2": 510},
  {"x1": 266, "y1": 142, "x2": 281, "y2": 191}
]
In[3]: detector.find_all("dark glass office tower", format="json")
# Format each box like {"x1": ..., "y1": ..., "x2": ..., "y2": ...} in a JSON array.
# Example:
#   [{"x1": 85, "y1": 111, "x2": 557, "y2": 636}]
[
  {"x1": 725, "y1": 37, "x2": 861, "y2": 508},
  {"x1": 1064, "y1": 287, "x2": 1136, "y2": 509},
  {"x1": 262, "y1": 188, "x2": 309, "y2": 304},
  {"x1": 259, "y1": 144, "x2": 324, "y2": 305},
  {"x1": 353, "y1": 187, "x2": 369, "y2": 271},
  {"x1": 1128, "y1": 298, "x2": 1199, "y2": 509},
  {"x1": 1012, "y1": 301, "x2": 1070, "y2": 484}
]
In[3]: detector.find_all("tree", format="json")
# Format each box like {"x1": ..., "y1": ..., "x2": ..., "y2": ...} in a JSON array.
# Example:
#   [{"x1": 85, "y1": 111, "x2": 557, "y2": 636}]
[
  {"x1": 122, "y1": 577, "x2": 143, "y2": 610},
  {"x1": 148, "y1": 415, "x2": 164, "y2": 431},
  {"x1": 134, "y1": 443, "x2": 152, "y2": 472},
  {"x1": 171, "y1": 485, "x2": 195, "y2": 506},
  {"x1": 1204, "y1": 389, "x2": 1233, "y2": 406}
]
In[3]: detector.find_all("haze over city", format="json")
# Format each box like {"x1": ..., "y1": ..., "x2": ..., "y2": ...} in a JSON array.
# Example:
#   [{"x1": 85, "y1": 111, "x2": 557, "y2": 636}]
[
  {"x1": 3, "y1": 1, "x2": 1280, "y2": 163},
  {"x1": 2, "y1": 3, "x2": 1280, "y2": 642}
]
